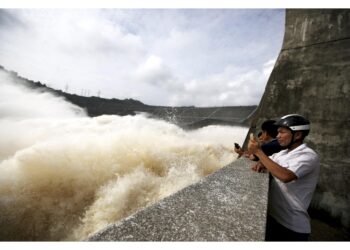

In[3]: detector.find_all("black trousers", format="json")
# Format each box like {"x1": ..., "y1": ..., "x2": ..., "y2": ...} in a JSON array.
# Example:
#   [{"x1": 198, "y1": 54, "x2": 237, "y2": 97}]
[{"x1": 265, "y1": 215, "x2": 310, "y2": 241}]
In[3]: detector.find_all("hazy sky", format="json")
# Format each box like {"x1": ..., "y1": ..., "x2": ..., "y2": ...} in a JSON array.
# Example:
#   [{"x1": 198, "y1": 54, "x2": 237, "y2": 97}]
[{"x1": 0, "y1": 9, "x2": 285, "y2": 107}]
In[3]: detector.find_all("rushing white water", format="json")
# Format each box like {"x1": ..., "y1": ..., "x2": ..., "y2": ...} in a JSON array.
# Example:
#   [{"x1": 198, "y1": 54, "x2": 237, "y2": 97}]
[{"x1": 0, "y1": 73, "x2": 248, "y2": 241}]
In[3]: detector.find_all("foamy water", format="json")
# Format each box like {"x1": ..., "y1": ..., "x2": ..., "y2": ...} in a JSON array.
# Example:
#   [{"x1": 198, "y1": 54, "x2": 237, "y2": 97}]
[{"x1": 0, "y1": 74, "x2": 248, "y2": 241}]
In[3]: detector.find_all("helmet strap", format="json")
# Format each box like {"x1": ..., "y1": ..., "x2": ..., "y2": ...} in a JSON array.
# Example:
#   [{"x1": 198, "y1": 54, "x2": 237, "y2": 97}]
[{"x1": 287, "y1": 131, "x2": 303, "y2": 149}]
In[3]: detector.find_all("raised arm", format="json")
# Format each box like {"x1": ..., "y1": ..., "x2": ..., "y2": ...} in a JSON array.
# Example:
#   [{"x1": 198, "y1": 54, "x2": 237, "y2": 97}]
[{"x1": 248, "y1": 135, "x2": 297, "y2": 183}]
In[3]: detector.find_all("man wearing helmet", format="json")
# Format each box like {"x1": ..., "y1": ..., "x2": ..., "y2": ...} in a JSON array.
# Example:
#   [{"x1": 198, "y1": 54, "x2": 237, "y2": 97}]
[{"x1": 248, "y1": 114, "x2": 320, "y2": 241}]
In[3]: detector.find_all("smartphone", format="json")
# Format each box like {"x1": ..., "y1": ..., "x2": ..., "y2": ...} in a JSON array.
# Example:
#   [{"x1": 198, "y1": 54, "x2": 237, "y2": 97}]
[{"x1": 234, "y1": 143, "x2": 241, "y2": 149}]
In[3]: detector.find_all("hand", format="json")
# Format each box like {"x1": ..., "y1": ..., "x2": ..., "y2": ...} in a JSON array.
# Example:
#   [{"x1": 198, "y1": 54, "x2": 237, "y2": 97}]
[
  {"x1": 251, "y1": 162, "x2": 266, "y2": 173},
  {"x1": 248, "y1": 154, "x2": 258, "y2": 161},
  {"x1": 247, "y1": 133, "x2": 260, "y2": 154},
  {"x1": 244, "y1": 152, "x2": 253, "y2": 158},
  {"x1": 234, "y1": 147, "x2": 244, "y2": 156}
]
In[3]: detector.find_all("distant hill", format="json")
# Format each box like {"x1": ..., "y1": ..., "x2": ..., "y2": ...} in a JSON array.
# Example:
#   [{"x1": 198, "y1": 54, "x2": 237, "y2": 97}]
[{"x1": 0, "y1": 65, "x2": 256, "y2": 129}]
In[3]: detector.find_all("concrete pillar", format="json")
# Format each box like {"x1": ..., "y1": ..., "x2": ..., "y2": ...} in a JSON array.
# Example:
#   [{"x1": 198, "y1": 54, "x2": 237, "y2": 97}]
[{"x1": 244, "y1": 9, "x2": 350, "y2": 227}]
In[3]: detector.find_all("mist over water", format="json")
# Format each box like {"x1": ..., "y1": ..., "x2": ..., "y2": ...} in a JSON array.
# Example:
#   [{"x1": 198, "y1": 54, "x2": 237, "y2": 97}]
[{"x1": 0, "y1": 74, "x2": 247, "y2": 241}]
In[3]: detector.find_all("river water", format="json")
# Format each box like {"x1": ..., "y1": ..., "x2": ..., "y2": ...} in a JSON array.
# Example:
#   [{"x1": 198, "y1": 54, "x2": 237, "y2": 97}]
[{"x1": 0, "y1": 74, "x2": 248, "y2": 240}]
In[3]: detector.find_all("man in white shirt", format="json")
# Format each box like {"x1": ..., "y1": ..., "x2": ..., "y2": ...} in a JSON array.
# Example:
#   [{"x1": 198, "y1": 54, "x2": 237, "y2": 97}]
[{"x1": 248, "y1": 114, "x2": 320, "y2": 241}]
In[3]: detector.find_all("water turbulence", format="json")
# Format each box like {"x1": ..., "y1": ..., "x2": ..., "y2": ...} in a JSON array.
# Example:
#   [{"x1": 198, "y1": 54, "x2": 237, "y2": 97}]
[{"x1": 0, "y1": 75, "x2": 247, "y2": 241}]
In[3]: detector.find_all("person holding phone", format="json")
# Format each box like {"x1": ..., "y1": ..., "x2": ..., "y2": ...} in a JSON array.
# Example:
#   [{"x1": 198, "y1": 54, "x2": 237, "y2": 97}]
[{"x1": 233, "y1": 120, "x2": 283, "y2": 162}]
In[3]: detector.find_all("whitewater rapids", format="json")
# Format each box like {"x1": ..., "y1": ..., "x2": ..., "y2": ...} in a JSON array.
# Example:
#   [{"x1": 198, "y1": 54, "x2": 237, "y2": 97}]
[{"x1": 0, "y1": 73, "x2": 248, "y2": 240}]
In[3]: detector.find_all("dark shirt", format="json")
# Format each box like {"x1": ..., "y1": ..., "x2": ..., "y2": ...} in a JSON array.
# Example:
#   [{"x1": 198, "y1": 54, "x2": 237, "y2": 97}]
[
  {"x1": 253, "y1": 138, "x2": 284, "y2": 161},
  {"x1": 261, "y1": 138, "x2": 284, "y2": 156}
]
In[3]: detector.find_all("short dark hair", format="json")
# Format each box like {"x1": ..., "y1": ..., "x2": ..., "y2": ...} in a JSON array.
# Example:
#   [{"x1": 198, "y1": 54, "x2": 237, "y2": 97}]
[{"x1": 261, "y1": 120, "x2": 278, "y2": 138}]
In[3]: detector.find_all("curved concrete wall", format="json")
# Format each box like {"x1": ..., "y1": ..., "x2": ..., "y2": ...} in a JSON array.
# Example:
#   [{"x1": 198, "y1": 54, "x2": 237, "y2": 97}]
[
  {"x1": 244, "y1": 9, "x2": 350, "y2": 227},
  {"x1": 89, "y1": 158, "x2": 269, "y2": 241}
]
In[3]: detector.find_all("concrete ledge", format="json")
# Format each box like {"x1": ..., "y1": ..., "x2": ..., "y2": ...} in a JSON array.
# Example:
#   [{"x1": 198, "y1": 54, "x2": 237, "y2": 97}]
[{"x1": 89, "y1": 158, "x2": 269, "y2": 241}]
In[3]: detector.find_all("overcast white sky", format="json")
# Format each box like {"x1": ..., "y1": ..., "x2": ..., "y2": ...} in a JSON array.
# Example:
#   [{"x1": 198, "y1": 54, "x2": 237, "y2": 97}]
[{"x1": 0, "y1": 8, "x2": 285, "y2": 107}]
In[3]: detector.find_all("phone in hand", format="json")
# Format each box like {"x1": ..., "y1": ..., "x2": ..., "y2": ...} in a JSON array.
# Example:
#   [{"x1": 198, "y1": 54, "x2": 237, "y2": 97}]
[{"x1": 234, "y1": 143, "x2": 241, "y2": 149}]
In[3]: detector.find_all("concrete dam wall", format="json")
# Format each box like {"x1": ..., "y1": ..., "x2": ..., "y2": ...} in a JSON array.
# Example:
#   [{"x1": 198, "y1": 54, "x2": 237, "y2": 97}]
[
  {"x1": 245, "y1": 9, "x2": 350, "y2": 228},
  {"x1": 89, "y1": 158, "x2": 269, "y2": 241}
]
